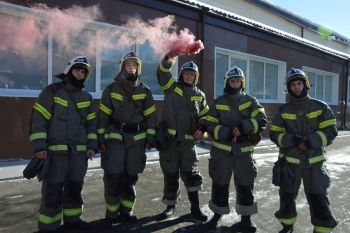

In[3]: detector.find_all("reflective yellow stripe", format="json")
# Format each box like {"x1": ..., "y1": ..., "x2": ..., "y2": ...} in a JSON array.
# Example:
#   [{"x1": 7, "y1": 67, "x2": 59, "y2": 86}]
[
  {"x1": 174, "y1": 86, "x2": 183, "y2": 96},
  {"x1": 38, "y1": 212, "x2": 62, "y2": 224},
  {"x1": 271, "y1": 125, "x2": 286, "y2": 132},
  {"x1": 77, "y1": 145, "x2": 87, "y2": 151},
  {"x1": 212, "y1": 141, "x2": 231, "y2": 152},
  {"x1": 111, "y1": 92, "x2": 123, "y2": 101},
  {"x1": 159, "y1": 63, "x2": 171, "y2": 73},
  {"x1": 191, "y1": 96, "x2": 203, "y2": 102},
  {"x1": 214, "y1": 125, "x2": 221, "y2": 141},
  {"x1": 206, "y1": 115, "x2": 219, "y2": 123},
  {"x1": 199, "y1": 105, "x2": 209, "y2": 117},
  {"x1": 147, "y1": 129, "x2": 156, "y2": 135},
  {"x1": 185, "y1": 134, "x2": 193, "y2": 140},
  {"x1": 168, "y1": 128, "x2": 176, "y2": 136},
  {"x1": 120, "y1": 199, "x2": 134, "y2": 209},
  {"x1": 216, "y1": 104, "x2": 230, "y2": 111},
  {"x1": 30, "y1": 132, "x2": 47, "y2": 141},
  {"x1": 99, "y1": 103, "x2": 112, "y2": 115},
  {"x1": 279, "y1": 153, "x2": 300, "y2": 164},
  {"x1": 277, "y1": 216, "x2": 296, "y2": 225},
  {"x1": 77, "y1": 101, "x2": 90, "y2": 109},
  {"x1": 314, "y1": 226, "x2": 334, "y2": 233},
  {"x1": 34, "y1": 103, "x2": 52, "y2": 120},
  {"x1": 161, "y1": 77, "x2": 175, "y2": 91},
  {"x1": 86, "y1": 112, "x2": 96, "y2": 120},
  {"x1": 63, "y1": 208, "x2": 82, "y2": 217},
  {"x1": 306, "y1": 110, "x2": 323, "y2": 119},
  {"x1": 97, "y1": 128, "x2": 105, "y2": 134},
  {"x1": 105, "y1": 133, "x2": 123, "y2": 140},
  {"x1": 106, "y1": 202, "x2": 120, "y2": 213},
  {"x1": 251, "y1": 107, "x2": 265, "y2": 118},
  {"x1": 250, "y1": 118, "x2": 258, "y2": 134},
  {"x1": 53, "y1": 96, "x2": 68, "y2": 107},
  {"x1": 48, "y1": 145, "x2": 68, "y2": 151},
  {"x1": 241, "y1": 145, "x2": 254, "y2": 153},
  {"x1": 143, "y1": 105, "x2": 156, "y2": 117},
  {"x1": 319, "y1": 119, "x2": 336, "y2": 129},
  {"x1": 238, "y1": 101, "x2": 252, "y2": 111},
  {"x1": 309, "y1": 154, "x2": 327, "y2": 164},
  {"x1": 87, "y1": 133, "x2": 97, "y2": 140},
  {"x1": 132, "y1": 94, "x2": 147, "y2": 100},
  {"x1": 134, "y1": 132, "x2": 146, "y2": 141},
  {"x1": 277, "y1": 133, "x2": 286, "y2": 147},
  {"x1": 281, "y1": 113, "x2": 296, "y2": 120},
  {"x1": 315, "y1": 131, "x2": 327, "y2": 146}
]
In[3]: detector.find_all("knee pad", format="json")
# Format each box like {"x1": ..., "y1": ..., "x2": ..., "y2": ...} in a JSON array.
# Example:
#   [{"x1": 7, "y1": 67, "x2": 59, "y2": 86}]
[
  {"x1": 212, "y1": 183, "x2": 229, "y2": 207},
  {"x1": 181, "y1": 171, "x2": 202, "y2": 187},
  {"x1": 68, "y1": 180, "x2": 84, "y2": 204},
  {"x1": 125, "y1": 174, "x2": 138, "y2": 186},
  {"x1": 107, "y1": 173, "x2": 123, "y2": 196},
  {"x1": 165, "y1": 173, "x2": 179, "y2": 192},
  {"x1": 236, "y1": 185, "x2": 254, "y2": 206},
  {"x1": 45, "y1": 182, "x2": 63, "y2": 208}
]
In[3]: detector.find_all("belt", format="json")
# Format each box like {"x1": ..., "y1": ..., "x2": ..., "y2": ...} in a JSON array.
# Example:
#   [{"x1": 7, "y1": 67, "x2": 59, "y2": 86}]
[{"x1": 113, "y1": 120, "x2": 145, "y2": 133}]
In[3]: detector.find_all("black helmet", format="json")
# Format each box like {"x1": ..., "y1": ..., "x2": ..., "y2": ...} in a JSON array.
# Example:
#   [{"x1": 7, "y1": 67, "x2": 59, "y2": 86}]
[
  {"x1": 224, "y1": 66, "x2": 245, "y2": 90},
  {"x1": 285, "y1": 68, "x2": 310, "y2": 90}
]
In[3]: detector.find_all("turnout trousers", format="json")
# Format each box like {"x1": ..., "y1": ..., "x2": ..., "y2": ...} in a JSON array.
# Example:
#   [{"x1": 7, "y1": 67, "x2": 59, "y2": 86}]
[
  {"x1": 208, "y1": 147, "x2": 258, "y2": 216},
  {"x1": 275, "y1": 164, "x2": 337, "y2": 232},
  {"x1": 159, "y1": 139, "x2": 203, "y2": 205},
  {"x1": 38, "y1": 152, "x2": 88, "y2": 232},
  {"x1": 101, "y1": 140, "x2": 146, "y2": 218}
]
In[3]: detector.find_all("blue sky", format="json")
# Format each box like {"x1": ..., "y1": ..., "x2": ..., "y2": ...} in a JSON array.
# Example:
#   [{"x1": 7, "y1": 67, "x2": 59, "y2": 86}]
[{"x1": 269, "y1": 0, "x2": 350, "y2": 39}]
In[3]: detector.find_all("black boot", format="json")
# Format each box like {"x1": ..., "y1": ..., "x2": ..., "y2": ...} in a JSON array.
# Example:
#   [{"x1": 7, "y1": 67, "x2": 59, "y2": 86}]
[
  {"x1": 120, "y1": 212, "x2": 137, "y2": 222},
  {"x1": 231, "y1": 215, "x2": 257, "y2": 232},
  {"x1": 64, "y1": 218, "x2": 90, "y2": 229},
  {"x1": 188, "y1": 191, "x2": 208, "y2": 222},
  {"x1": 206, "y1": 213, "x2": 221, "y2": 229},
  {"x1": 160, "y1": 205, "x2": 175, "y2": 219},
  {"x1": 279, "y1": 224, "x2": 294, "y2": 233}
]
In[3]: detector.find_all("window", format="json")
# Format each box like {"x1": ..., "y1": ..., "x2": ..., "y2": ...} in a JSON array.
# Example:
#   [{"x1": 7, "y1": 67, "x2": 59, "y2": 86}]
[
  {"x1": 215, "y1": 48, "x2": 286, "y2": 102},
  {"x1": 348, "y1": 77, "x2": 350, "y2": 104},
  {"x1": 303, "y1": 66, "x2": 339, "y2": 104}
]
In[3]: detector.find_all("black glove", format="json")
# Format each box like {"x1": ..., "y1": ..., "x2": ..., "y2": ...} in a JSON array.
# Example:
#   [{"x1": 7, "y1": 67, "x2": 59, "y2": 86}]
[
  {"x1": 236, "y1": 134, "x2": 249, "y2": 143},
  {"x1": 293, "y1": 135, "x2": 304, "y2": 147}
]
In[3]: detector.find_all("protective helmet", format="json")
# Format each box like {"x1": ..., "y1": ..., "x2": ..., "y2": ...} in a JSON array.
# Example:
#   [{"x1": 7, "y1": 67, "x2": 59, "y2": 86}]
[
  {"x1": 179, "y1": 61, "x2": 199, "y2": 85},
  {"x1": 285, "y1": 68, "x2": 310, "y2": 90},
  {"x1": 224, "y1": 66, "x2": 245, "y2": 90},
  {"x1": 119, "y1": 51, "x2": 142, "y2": 75},
  {"x1": 63, "y1": 56, "x2": 90, "y2": 78}
]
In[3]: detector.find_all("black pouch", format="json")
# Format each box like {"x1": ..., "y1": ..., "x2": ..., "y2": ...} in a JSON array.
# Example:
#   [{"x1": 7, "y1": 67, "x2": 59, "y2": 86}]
[
  {"x1": 272, "y1": 158, "x2": 285, "y2": 186},
  {"x1": 156, "y1": 121, "x2": 170, "y2": 151}
]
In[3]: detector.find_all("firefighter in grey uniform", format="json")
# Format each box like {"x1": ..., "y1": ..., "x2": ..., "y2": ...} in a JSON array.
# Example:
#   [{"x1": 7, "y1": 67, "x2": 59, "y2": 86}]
[
  {"x1": 270, "y1": 68, "x2": 338, "y2": 233},
  {"x1": 201, "y1": 66, "x2": 267, "y2": 231},
  {"x1": 30, "y1": 56, "x2": 97, "y2": 232},
  {"x1": 98, "y1": 51, "x2": 157, "y2": 223},
  {"x1": 156, "y1": 52, "x2": 209, "y2": 221}
]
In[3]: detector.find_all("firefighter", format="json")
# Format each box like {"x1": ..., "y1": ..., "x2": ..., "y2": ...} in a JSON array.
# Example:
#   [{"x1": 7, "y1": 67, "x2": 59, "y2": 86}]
[
  {"x1": 270, "y1": 68, "x2": 338, "y2": 233},
  {"x1": 200, "y1": 66, "x2": 267, "y2": 231},
  {"x1": 29, "y1": 56, "x2": 97, "y2": 232},
  {"x1": 98, "y1": 51, "x2": 157, "y2": 224},
  {"x1": 156, "y1": 51, "x2": 209, "y2": 221}
]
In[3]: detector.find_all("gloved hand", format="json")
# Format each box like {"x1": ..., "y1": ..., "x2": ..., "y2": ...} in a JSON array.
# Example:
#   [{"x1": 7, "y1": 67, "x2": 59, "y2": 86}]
[
  {"x1": 293, "y1": 135, "x2": 304, "y2": 147},
  {"x1": 236, "y1": 134, "x2": 249, "y2": 143},
  {"x1": 146, "y1": 143, "x2": 154, "y2": 150}
]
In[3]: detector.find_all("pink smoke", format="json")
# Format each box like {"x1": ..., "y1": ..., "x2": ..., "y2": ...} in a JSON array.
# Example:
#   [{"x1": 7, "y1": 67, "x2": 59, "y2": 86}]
[{"x1": 117, "y1": 15, "x2": 204, "y2": 56}]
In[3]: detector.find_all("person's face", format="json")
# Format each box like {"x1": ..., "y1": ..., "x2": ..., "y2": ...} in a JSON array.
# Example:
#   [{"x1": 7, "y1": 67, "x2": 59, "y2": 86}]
[
  {"x1": 228, "y1": 78, "x2": 242, "y2": 89},
  {"x1": 125, "y1": 60, "x2": 138, "y2": 74},
  {"x1": 72, "y1": 68, "x2": 86, "y2": 80},
  {"x1": 182, "y1": 70, "x2": 196, "y2": 85},
  {"x1": 289, "y1": 80, "x2": 305, "y2": 96}
]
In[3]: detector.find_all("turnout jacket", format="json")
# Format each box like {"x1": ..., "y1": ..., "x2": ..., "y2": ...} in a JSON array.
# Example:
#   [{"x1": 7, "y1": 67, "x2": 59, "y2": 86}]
[
  {"x1": 97, "y1": 75, "x2": 157, "y2": 146},
  {"x1": 30, "y1": 81, "x2": 97, "y2": 153},
  {"x1": 201, "y1": 93, "x2": 266, "y2": 154},
  {"x1": 270, "y1": 95, "x2": 338, "y2": 167},
  {"x1": 157, "y1": 59, "x2": 209, "y2": 143}
]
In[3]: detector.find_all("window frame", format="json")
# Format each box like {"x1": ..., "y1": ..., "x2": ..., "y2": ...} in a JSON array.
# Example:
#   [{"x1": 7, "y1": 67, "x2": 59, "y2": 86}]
[
  {"x1": 215, "y1": 47, "x2": 286, "y2": 103},
  {"x1": 302, "y1": 66, "x2": 339, "y2": 105}
]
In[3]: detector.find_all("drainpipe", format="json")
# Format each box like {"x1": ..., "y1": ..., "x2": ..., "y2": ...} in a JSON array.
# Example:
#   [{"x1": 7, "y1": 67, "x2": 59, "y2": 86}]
[
  {"x1": 199, "y1": 6, "x2": 209, "y2": 91},
  {"x1": 342, "y1": 59, "x2": 349, "y2": 129}
]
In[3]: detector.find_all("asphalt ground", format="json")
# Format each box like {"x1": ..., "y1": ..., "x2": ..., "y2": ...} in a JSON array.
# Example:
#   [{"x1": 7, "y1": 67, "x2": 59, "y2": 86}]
[{"x1": 0, "y1": 132, "x2": 349, "y2": 233}]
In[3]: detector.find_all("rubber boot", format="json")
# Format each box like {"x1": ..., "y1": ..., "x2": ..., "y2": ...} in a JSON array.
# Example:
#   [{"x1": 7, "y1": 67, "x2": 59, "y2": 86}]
[
  {"x1": 279, "y1": 224, "x2": 294, "y2": 233},
  {"x1": 120, "y1": 212, "x2": 137, "y2": 223},
  {"x1": 231, "y1": 215, "x2": 257, "y2": 232},
  {"x1": 64, "y1": 218, "x2": 90, "y2": 229},
  {"x1": 188, "y1": 191, "x2": 208, "y2": 222},
  {"x1": 206, "y1": 213, "x2": 221, "y2": 229},
  {"x1": 160, "y1": 205, "x2": 175, "y2": 219}
]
